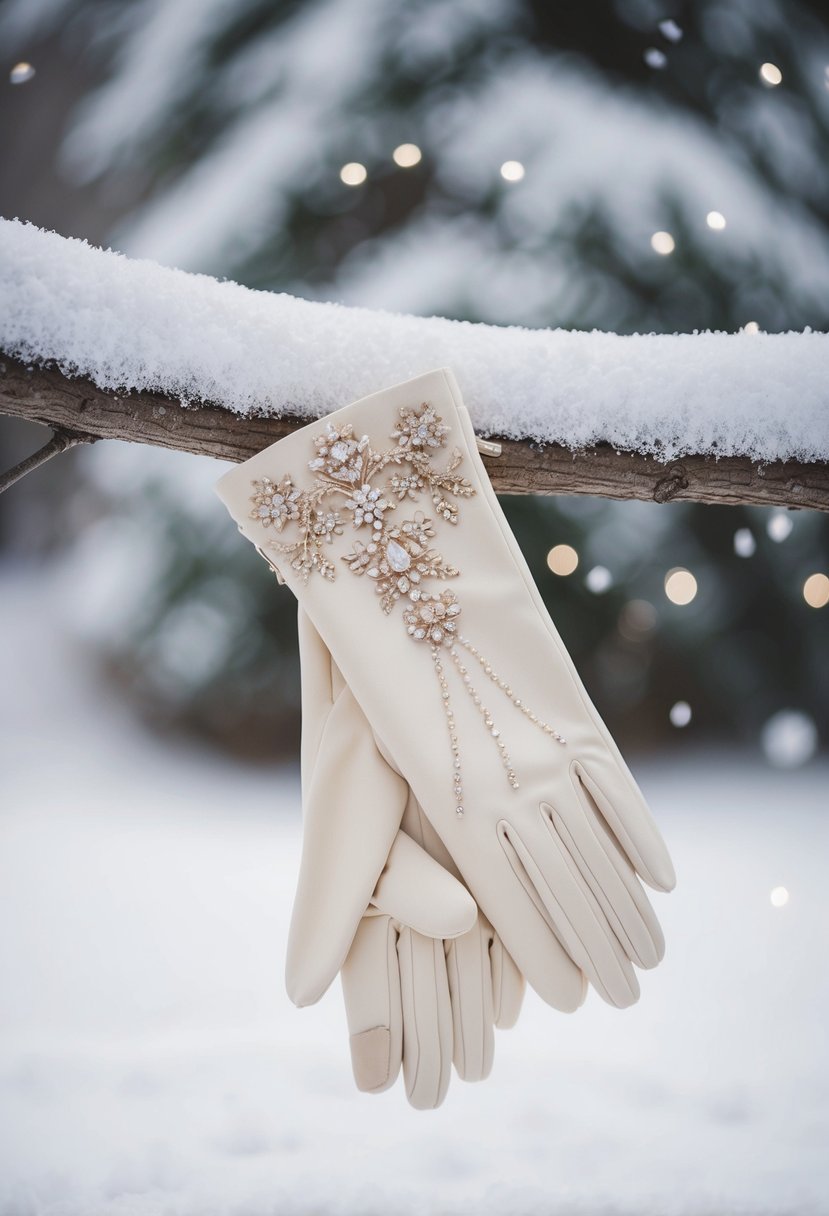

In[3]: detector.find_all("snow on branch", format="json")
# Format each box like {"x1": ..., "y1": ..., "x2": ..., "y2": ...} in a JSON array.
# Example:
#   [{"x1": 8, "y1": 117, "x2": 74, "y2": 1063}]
[{"x1": 1, "y1": 218, "x2": 828, "y2": 510}]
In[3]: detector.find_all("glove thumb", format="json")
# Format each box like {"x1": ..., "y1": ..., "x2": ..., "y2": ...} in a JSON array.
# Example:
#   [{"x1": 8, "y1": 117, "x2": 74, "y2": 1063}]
[
  {"x1": 371, "y1": 830, "x2": 477, "y2": 939},
  {"x1": 286, "y1": 684, "x2": 409, "y2": 1007}
]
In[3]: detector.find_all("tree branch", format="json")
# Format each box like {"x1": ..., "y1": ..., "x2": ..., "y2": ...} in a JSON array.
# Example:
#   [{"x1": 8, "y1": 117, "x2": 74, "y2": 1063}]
[
  {"x1": 0, "y1": 425, "x2": 98, "y2": 494},
  {"x1": 2, "y1": 356, "x2": 827, "y2": 510}
]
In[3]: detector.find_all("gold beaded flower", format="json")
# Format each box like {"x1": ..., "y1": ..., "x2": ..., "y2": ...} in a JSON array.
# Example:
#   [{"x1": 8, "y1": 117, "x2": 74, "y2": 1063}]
[
  {"x1": 309, "y1": 508, "x2": 344, "y2": 544},
  {"x1": 391, "y1": 402, "x2": 450, "y2": 450},
  {"x1": 250, "y1": 476, "x2": 301, "y2": 530},
  {"x1": 308, "y1": 423, "x2": 368, "y2": 483},
  {"x1": 345, "y1": 483, "x2": 391, "y2": 528},
  {"x1": 404, "y1": 589, "x2": 462, "y2": 645}
]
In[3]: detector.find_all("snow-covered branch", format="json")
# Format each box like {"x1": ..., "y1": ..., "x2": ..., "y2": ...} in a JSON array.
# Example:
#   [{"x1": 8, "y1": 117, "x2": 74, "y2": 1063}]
[
  {"x1": 4, "y1": 358, "x2": 827, "y2": 511},
  {"x1": 1, "y1": 219, "x2": 827, "y2": 510}
]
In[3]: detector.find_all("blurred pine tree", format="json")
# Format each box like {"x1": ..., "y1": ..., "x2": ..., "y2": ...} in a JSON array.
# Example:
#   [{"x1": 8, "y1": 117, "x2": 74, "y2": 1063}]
[{"x1": 1, "y1": 0, "x2": 827, "y2": 756}]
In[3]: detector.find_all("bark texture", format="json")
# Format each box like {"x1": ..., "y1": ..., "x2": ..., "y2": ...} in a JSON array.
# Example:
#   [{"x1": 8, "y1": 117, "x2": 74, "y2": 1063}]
[{"x1": 2, "y1": 357, "x2": 827, "y2": 510}]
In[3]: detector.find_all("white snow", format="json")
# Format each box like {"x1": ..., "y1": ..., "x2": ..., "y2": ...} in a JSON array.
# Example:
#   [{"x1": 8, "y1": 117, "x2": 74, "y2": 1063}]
[
  {"x1": 1, "y1": 557, "x2": 829, "y2": 1215},
  {"x1": 2, "y1": 217, "x2": 828, "y2": 463},
  {"x1": 1, "y1": 556, "x2": 826, "y2": 1211}
]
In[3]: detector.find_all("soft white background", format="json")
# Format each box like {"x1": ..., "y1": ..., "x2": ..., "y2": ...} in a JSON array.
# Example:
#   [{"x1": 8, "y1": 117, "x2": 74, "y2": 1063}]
[{"x1": 2, "y1": 559, "x2": 827, "y2": 1216}]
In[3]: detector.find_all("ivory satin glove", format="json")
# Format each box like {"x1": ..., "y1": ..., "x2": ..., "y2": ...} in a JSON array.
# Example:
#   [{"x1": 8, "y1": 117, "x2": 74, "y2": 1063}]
[
  {"x1": 294, "y1": 606, "x2": 524, "y2": 1109},
  {"x1": 215, "y1": 368, "x2": 676, "y2": 1011}
]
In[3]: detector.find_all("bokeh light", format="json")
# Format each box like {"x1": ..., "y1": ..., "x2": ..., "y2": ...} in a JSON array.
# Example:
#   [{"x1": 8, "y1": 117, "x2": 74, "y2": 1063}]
[
  {"x1": 618, "y1": 599, "x2": 657, "y2": 640},
  {"x1": 500, "y1": 160, "x2": 525, "y2": 182},
  {"x1": 803, "y1": 572, "x2": 829, "y2": 608},
  {"x1": 10, "y1": 62, "x2": 35, "y2": 84},
  {"x1": 340, "y1": 162, "x2": 367, "y2": 186},
  {"x1": 760, "y1": 62, "x2": 783, "y2": 86},
  {"x1": 547, "y1": 544, "x2": 579, "y2": 575},
  {"x1": 651, "y1": 230, "x2": 675, "y2": 255},
  {"x1": 644, "y1": 48, "x2": 667, "y2": 70},
  {"x1": 585, "y1": 565, "x2": 613, "y2": 593},
  {"x1": 664, "y1": 568, "x2": 698, "y2": 605},
  {"x1": 733, "y1": 528, "x2": 756, "y2": 557},
  {"x1": 761, "y1": 710, "x2": 818, "y2": 768},
  {"x1": 670, "y1": 701, "x2": 692, "y2": 728},
  {"x1": 767, "y1": 512, "x2": 793, "y2": 542},
  {"x1": 706, "y1": 210, "x2": 726, "y2": 230},
  {"x1": 659, "y1": 20, "x2": 683, "y2": 42},
  {"x1": 770, "y1": 886, "x2": 790, "y2": 908},
  {"x1": 392, "y1": 143, "x2": 421, "y2": 168}
]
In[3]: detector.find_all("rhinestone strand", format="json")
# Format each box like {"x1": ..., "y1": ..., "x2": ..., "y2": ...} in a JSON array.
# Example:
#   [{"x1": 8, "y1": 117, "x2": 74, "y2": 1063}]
[
  {"x1": 447, "y1": 644, "x2": 520, "y2": 790},
  {"x1": 456, "y1": 635, "x2": 566, "y2": 744},
  {"x1": 431, "y1": 645, "x2": 465, "y2": 817}
]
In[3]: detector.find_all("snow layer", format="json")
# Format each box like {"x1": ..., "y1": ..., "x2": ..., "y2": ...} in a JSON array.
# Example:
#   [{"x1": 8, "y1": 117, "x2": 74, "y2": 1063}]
[
  {"x1": 2, "y1": 217, "x2": 828, "y2": 462},
  {"x1": 1, "y1": 559, "x2": 828, "y2": 1215}
]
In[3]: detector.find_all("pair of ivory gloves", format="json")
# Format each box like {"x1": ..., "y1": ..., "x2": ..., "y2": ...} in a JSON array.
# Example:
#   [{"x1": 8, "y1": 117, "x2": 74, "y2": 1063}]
[{"x1": 215, "y1": 368, "x2": 676, "y2": 1109}]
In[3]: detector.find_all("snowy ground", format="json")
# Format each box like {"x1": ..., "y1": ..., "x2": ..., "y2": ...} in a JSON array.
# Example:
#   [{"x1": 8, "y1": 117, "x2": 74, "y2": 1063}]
[{"x1": 1, "y1": 560, "x2": 828, "y2": 1216}]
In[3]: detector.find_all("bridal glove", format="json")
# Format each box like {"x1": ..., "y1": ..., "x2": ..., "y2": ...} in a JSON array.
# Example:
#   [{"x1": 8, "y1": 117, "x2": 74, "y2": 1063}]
[{"x1": 215, "y1": 368, "x2": 675, "y2": 1016}]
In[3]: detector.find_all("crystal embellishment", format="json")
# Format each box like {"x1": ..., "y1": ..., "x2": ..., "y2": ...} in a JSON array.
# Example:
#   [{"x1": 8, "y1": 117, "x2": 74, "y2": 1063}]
[
  {"x1": 247, "y1": 398, "x2": 565, "y2": 817},
  {"x1": 386, "y1": 540, "x2": 411, "y2": 572}
]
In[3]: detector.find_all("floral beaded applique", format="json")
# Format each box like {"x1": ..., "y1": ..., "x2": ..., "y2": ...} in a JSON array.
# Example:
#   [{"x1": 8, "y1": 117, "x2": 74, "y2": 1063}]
[
  {"x1": 249, "y1": 403, "x2": 473, "y2": 637},
  {"x1": 248, "y1": 400, "x2": 564, "y2": 817}
]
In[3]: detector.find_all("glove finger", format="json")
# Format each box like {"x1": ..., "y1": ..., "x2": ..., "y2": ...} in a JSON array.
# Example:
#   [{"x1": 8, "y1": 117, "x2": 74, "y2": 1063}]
[
  {"x1": 286, "y1": 683, "x2": 408, "y2": 1008},
  {"x1": 543, "y1": 775, "x2": 665, "y2": 969},
  {"x1": 341, "y1": 916, "x2": 402, "y2": 1095},
  {"x1": 488, "y1": 928, "x2": 525, "y2": 1029},
  {"x1": 387, "y1": 739, "x2": 585, "y2": 1014},
  {"x1": 446, "y1": 920, "x2": 495, "y2": 1083},
  {"x1": 395, "y1": 792, "x2": 526, "y2": 1028},
  {"x1": 460, "y1": 835, "x2": 587, "y2": 1013},
  {"x1": 371, "y1": 831, "x2": 476, "y2": 940},
  {"x1": 498, "y1": 816, "x2": 639, "y2": 1009},
  {"x1": 579, "y1": 752, "x2": 676, "y2": 893},
  {"x1": 397, "y1": 927, "x2": 453, "y2": 1110}
]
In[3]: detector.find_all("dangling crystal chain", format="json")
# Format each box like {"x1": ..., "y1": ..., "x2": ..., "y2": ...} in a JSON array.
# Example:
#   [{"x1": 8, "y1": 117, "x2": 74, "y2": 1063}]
[
  {"x1": 448, "y1": 646, "x2": 519, "y2": 791},
  {"x1": 431, "y1": 638, "x2": 567, "y2": 818},
  {"x1": 456, "y1": 635, "x2": 567, "y2": 744},
  {"x1": 431, "y1": 646, "x2": 465, "y2": 816}
]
